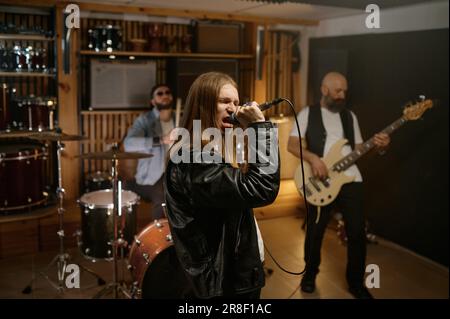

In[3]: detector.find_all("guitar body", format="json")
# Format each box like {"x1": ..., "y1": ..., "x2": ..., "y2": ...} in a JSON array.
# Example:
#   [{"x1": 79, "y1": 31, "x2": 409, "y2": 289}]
[{"x1": 294, "y1": 139, "x2": 355, "y2": 207}]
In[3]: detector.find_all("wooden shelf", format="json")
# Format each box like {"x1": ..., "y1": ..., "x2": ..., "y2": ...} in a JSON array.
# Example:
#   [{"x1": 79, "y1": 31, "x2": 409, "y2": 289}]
[
  {"x1": 0, "y1": 71, "x2": 55, "y2": 78},
  {"x1": 79, "y1": 50, "x2": 254, "y2": 59},
  {"x1": 80, "y1": 109, "x2": 143, "y2": 114},
  {"x1": 0, "y1": 34, "x2": 54, "y2": 41}
]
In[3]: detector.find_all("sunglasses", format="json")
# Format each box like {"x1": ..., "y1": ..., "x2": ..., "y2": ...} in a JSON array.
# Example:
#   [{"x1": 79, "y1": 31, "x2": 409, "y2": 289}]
[{"x1": 155, "y1": 90, "x2": 172, "y2": 96}]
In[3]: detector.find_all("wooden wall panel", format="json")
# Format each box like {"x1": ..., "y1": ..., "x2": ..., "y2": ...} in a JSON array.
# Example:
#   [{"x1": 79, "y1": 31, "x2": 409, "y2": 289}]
[
  {"x1": 80, "y1": 110, "x2": 142, "y2": 176},
  {"x1": 263, "y1": 31, "x2": 301, "y2": 118}
]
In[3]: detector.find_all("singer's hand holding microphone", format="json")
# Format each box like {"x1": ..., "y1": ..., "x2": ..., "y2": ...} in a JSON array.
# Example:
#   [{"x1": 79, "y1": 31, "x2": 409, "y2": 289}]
[
  {"x1": 228, "y1": 98, "x2": 284, "y2": 128},
  {"x1": 232, "y1": 101, "x2": 265, "y2": 129}
]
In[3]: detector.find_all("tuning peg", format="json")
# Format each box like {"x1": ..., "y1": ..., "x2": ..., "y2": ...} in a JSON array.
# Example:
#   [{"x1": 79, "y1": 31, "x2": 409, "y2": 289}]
[{"x1": 418, "y1": 95, "x2": 426, "y2": 102}]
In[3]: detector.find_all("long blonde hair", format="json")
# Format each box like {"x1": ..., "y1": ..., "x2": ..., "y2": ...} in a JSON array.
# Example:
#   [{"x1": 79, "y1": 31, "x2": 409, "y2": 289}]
[
  {"x1": 171, "y1": 72, "x2": 242, "y2": 165},
  {"x1": 180, "y1": 72, "x2": 237, "y2": 136}
]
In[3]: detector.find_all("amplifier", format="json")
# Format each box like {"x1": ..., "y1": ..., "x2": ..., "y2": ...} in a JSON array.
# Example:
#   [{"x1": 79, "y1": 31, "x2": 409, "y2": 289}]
[{"x1": 195, "y1": 21, "x2": 243, "y2": 54}]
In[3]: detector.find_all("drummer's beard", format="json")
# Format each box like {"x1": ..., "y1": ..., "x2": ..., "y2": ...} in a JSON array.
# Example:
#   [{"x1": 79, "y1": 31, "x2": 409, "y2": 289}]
[{"x1": 155, "y1": 102, "x2": 172, "y2": 111}]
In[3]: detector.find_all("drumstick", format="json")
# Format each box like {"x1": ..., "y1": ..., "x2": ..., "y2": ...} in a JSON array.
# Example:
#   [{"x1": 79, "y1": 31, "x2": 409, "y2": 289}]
[{"x1": 175, "y1": 98, "x2": 181, "y2": 127}]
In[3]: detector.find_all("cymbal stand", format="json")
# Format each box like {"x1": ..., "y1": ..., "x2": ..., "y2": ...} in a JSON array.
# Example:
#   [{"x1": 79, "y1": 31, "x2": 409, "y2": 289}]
[
  {"x1": 93, "y1": 152, "x2": 131, "y2": 299},
  {"x1": 23, "y1": 140, "x2": 105, "y2": 294}
]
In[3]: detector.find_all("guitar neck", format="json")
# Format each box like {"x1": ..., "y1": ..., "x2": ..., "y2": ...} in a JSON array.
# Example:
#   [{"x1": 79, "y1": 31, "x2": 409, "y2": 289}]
[{"x1": 332, "y1": 116, "x2": 407, "y2": 172}]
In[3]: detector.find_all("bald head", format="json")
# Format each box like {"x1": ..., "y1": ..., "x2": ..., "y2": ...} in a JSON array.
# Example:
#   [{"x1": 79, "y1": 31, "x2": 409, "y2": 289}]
[
  {"x1": 322, "y1": 72, "x2": 347, "y2": 89},
  {"x1": 320, "y1": 72, "x2": 348, "y2": 112}
]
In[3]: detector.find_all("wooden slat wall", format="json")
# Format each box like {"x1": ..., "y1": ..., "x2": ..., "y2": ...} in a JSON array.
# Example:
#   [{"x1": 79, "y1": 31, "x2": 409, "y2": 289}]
[
  {"x1": 239, "y1": 59, "x2": 255, "y2": 103},
  {"x1": 264, "y1": 31, "x2": 301, "y2": 118},
  {"x1": 80, "y1": 110, "x2": 142, "y2": 175}
]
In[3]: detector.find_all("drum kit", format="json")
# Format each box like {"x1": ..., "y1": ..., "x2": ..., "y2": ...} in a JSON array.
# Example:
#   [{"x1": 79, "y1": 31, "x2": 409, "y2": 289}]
[
  {"x1": 0, "y1": 128, "x2": 188, "y2": 298},
  {"x1": 1, "y1": 84, "x2": 188, "y2": 298}
]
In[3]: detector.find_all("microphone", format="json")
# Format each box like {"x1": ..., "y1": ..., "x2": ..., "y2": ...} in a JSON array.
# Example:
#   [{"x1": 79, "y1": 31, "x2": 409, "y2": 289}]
[{"x1": 228, "y1": 98, "x2": 284, "y2": 125}]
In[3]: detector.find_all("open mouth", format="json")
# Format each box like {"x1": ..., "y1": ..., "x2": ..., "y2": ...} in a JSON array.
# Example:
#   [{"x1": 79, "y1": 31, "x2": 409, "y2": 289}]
[{"x1": 222, "y1": 116, "x2": 235, "y2": 128}]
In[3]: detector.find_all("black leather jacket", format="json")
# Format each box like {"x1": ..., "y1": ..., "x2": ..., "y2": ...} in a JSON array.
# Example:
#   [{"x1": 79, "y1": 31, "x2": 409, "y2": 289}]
[{"x1": 164, "y1": 121, "x2": 280, "y2": 298}]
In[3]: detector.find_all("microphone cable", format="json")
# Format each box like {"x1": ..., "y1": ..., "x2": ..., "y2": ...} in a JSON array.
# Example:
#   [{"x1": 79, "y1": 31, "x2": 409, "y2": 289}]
[{"x1": 262, "y1": 98, "x2": 311, "y2": 277}]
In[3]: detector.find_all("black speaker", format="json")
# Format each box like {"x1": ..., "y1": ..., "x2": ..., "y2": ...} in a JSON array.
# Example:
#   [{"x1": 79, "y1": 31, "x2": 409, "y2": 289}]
[{"x1": 168, "y1": 58, "x2": 239, "y2": 104}]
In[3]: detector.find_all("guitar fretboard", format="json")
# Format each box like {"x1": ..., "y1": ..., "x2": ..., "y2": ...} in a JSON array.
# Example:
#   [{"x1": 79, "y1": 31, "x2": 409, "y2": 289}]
[{"x1": 332, "y1": 117, "x2": 407, "y2": 172}]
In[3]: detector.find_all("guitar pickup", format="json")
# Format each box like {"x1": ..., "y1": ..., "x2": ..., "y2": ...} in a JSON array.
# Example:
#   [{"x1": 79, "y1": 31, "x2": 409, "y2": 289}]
[
  {"x1": 303, "y1": 185, "x2": 312, "y2": 197},
  {"x1": 309, "y1": 177, "x2": 321, "y2": 192}
]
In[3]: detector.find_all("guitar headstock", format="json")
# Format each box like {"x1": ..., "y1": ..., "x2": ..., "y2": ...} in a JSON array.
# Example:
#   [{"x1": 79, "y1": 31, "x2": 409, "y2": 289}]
[{"x1": 403, "y1": 98, "x2": 433, "y2": 121}]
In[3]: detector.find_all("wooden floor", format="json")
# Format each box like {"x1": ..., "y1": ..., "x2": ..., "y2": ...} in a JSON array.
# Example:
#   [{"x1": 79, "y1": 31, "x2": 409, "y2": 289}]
[{"x1": 0, "y1": 215, "x2": 447, "y2": 299}]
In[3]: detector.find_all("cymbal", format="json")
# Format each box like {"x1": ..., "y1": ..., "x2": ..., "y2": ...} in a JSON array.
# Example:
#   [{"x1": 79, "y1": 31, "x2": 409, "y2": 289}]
[
  {"x1": 0, "y1": 131, "x2": 37, "y2": 139},
  {"x1": 27, "y1": 131, "x2": 87, "y2": 141},
  {"x1": 77, "y1": 149, "x2": 153, "y2": 160}
]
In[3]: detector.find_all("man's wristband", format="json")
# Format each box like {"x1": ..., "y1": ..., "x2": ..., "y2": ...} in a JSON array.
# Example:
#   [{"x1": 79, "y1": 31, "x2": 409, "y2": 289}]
[{"x1": 153, "y1": 136, "x2": 161, "y2": 146}]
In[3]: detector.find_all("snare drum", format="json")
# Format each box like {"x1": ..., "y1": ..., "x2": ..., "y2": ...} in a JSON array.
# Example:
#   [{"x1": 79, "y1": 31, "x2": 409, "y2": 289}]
[
  {"x1": 128, "y1": 219, "x2": 192, "y2": 299},
  {"x1": 0, "y1": 142, "x2": 48, "y2": 211},
  {"x1": 78, "y1": 189, "x2": 139, "y2": 261}
]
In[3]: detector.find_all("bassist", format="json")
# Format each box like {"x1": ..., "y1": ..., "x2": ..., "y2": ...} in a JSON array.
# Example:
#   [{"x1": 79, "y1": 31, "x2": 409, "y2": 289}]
[{"x1": 287, "y1": 72, "x2": 389, "y2": 299}]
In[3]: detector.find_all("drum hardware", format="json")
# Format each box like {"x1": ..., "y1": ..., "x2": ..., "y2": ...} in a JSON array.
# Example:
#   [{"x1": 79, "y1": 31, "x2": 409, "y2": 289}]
[{"x1": 22, "y1": 130, "x2": 105, "y2": 294}]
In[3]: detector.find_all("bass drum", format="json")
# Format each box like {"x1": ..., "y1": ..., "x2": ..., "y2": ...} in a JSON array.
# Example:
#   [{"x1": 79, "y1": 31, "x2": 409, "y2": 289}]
[{"x1": 128, "y1": 219, "x2": 192, "y2": 299}]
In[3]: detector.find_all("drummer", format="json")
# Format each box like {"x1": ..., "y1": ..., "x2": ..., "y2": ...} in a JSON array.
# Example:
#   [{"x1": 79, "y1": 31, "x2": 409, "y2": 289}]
[{"x1": 123, "y1": 84, "x2": 175, "y2": 219}]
